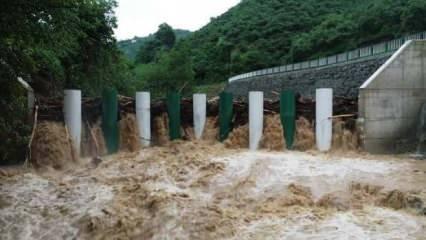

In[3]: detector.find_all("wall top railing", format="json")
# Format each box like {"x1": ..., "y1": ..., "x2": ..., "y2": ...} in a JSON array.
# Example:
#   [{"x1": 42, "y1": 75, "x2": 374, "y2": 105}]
[{"x1": 228, "y1": 31, "x2": 426, "y2": 82}]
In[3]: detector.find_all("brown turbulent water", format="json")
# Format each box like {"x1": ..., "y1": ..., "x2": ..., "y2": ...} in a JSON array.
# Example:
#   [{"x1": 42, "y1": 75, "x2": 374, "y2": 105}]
[{"x1": 1, "y1": 141, "x2": 425, "y2": 240}]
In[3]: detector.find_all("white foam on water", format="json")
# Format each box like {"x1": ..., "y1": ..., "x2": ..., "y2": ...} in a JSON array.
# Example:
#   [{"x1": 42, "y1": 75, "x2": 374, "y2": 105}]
[
  {"x1": 232, "y1": 207, "x2": 425, "y2": 240},
  {"x1": 216, "y1": 151, "x2": 425, "y2": 239},
  {"x1": 1, "y1": 150, "x2": 422, "y2": 240},
  {"x1": 212, "y1": 151, "x2": 410, "y2": 199},
  {"x1": 0, "y1": 173, "x2": 113, "y2": 240},
  {"x1": 302, "y1": 207, "x2": 422, "y2": 240}
]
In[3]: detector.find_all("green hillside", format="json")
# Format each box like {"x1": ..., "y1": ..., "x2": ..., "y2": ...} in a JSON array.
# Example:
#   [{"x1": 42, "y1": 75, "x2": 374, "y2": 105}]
[
  {"x1": 183, "y1": 0, "x2": 426, "y2": 83},
  {"x1": 118, "y1": 29, "x2": 191, "y2": 60}
]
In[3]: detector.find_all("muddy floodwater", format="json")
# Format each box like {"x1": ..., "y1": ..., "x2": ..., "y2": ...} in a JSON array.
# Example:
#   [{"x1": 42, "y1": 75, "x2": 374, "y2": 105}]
[{"x1": 1, "y1": 141, "x2": 426, "y2": 239}]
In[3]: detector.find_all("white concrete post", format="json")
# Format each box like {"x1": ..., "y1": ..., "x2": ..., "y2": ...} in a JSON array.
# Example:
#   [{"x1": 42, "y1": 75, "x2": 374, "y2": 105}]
[
  {"x1": 249, "y1": 91, "x2": 264, "y2": 150},
  {"x1": 316, "y1": 88, "x2": 333, "y2": 152},
  {"x1": 136, "y1": 92, "x2": 151, "y2": 147},
  {"x1": 64, "y1": 89, "x2": 82, "y2": 155},
  {"x1": 16, "y1": 77, "x2": 35, "y2": 119},
  {"x1": 193, "y1": 93, "x2": 207, "y2": 139}
]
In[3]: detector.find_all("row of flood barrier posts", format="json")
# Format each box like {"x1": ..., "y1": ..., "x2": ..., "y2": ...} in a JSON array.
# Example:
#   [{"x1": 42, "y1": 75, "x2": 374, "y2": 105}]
[{"x1": 63, "y1": 88, "x2": 335, "y2": 155}]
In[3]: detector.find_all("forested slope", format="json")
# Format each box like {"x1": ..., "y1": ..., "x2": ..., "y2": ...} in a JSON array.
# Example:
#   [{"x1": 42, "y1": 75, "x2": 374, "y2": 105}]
[
  {"x1": 184, "y1": 0, "x2": 426, "y2": 83},
  {"x1": 118, "y1": 29, "x2": 191, "y2": 60}
]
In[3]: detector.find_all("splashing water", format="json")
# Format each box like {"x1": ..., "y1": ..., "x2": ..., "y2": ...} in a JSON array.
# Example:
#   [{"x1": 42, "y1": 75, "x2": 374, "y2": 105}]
[
  {"x1": 1, "y1": 143, "x2": 425, "y2": 240},
  {"x1": 0, "y1": 173, "x2": 113, "y2": 240}
]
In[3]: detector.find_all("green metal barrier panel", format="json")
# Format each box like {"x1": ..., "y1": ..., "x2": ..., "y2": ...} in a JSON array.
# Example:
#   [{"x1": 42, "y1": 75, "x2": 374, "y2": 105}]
[
  {"x1": 102, "y1": 88, "x2": 119, "y2": 154},
  {"x1": 167, "y1": 91, "x2": 181, "y2": 140},
  {"x1": 280, "y1": 90, "x2": 296, "y2": 149},
  {"x1": 219, "y1": 92, "x2": 233, "y2": 141}
]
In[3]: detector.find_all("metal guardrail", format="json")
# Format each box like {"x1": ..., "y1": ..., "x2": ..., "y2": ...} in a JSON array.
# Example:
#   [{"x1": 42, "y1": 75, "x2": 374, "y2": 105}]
[{"x1": 228, "y1": 31, "x2": 426, "y2": 82}]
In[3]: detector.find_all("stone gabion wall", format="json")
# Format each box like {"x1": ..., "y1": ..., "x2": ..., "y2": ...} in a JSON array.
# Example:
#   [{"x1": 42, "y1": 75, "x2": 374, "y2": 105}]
[{"x1": 225, "y1": 55, "x2": 390, "y2": 100}]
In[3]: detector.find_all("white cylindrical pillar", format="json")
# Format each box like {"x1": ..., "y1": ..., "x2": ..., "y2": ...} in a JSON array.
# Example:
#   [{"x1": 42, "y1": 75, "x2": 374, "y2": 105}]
[
  {"x1": 249, "y1": 91, "x2": 264, "y2": 150},
  {"x1": 64, "y1": 89, "x2": 82, "y2": 155},
  {"x1": 136, "y1": 92, "x2": 151, "y2": 147},
  {"x1": 316, "y1": 88, "x2": 333, "y2": 152},
  {"x1": 193, "y1": 93, "x2": 207, "y2": 139}
]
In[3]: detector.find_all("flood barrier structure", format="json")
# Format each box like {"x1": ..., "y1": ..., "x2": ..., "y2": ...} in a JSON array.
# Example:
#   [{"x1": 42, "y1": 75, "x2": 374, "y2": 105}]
[
  {"x1": 193, "y1": 94, "x2": 207, "y2": 139},
  {"x1": 280, "y1": 90, "x2": 296, "y2": 149},
  {"x1": 136, "y1": 92, "x2": 151, "y2": 147},
  {"x1": 43, "y1": 87, "x2": 359, "y2": 155},
  {"x1": 249, "y1": 91, "x2": 264, "y2": 150},
  {"x1": 167, "y1": 91, "x2": 181, "y2": 140},
  {"x1": 102, "y1": 88, "x2": 119, "y2": 154},
  {"x1": 219, "y1": 92, "x2": 234, "y2": 141},
  {"x1": 316, "y1": 88, "x2": 333, "y2": 152},
  {"x1": 64, "y1": 89, "x2": 81, "y2": 155}
]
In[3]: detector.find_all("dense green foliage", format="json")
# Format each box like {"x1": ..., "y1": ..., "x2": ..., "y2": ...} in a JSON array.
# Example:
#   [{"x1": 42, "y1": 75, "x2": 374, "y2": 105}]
[
  {"x1": 0, "y1": 0, "x2": 134, "y2": 164},
  {"x1": 135, "y1": 23, "x2": 176, "y2": 64},
  {"x1": 120, "y1": 0, "x2": 426, "y2": 84},
  {"x1": 133, "y1": 25, "x2": 195, "y2": 99},
  {"x1": 181, "y1": 0, "x2": 426, "y2": 83},
  {"x1": 118, "y1": 29, "x2": 191, "y2": 60}
]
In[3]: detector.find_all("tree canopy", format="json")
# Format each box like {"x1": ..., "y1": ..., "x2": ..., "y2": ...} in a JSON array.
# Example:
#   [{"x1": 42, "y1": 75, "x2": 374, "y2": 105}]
[
  {"x1": 155, "y1": 23, "x2": 176, "y2": 50},
  {"x1": 135, "y1": 23, "x2": 180, "y2": 64},
  {"x1": 118, "y1": 29, "x2": 191, "y2": 60},
  {"x1": 0, "y1": 0, "x2": 134, "y2": 164},
  {"x1": 133, "y1": 25, "x2": 194, "y2": 98}
]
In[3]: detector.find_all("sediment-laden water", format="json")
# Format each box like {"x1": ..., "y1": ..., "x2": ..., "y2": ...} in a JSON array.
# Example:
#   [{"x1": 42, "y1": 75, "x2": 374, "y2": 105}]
[{"x1": 1, "y1": 142, "x2": 425, "y2": 239}]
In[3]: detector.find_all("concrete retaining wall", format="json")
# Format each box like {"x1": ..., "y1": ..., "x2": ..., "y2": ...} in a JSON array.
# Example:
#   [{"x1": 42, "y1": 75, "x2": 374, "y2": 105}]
[
  {"x1": 226, "y1": 55, "x2": 390, "y2": 100},
  {"x1": 359, "y1": 40, "x2": 426, "y2": 154}
]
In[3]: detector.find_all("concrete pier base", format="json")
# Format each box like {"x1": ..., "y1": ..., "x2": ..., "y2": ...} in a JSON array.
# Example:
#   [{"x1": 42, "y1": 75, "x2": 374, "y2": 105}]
[{"x1": 359, "y1": 40, "x2": 426, "y2": 154}]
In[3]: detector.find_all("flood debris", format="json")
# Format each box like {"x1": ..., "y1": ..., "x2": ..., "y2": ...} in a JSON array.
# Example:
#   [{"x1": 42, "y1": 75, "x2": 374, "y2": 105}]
[
  {"x1": 260, "y1": 114, "x2": 285, "y2": 151},
  {"x1": 119, "y1": 114, "x2": 141, "y2": 152},
  {"x1": 202, "y1": 117, "x2": 219, "y2": 143},
  {"x1": 224, "y1": 124, "x2": 249, "y2": 149},
  {"x1": 224, "y1": 115, "x2": 317, "y2": 152},
  {"x1": 152, "y1": 113, "x2": 170, "y2": 146},
  {"x1": 294, "y1": 117, "x2": 315, "y2": 151},
  {"x1": 82, "y1": 120, "x2": 108, "y2": 157},
  {"x1": 30, "y1": 121, "x2": 79, "y2": 170},
  {"x1": 332, "y1": 118, "x2": 359, "y2": 152}
]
